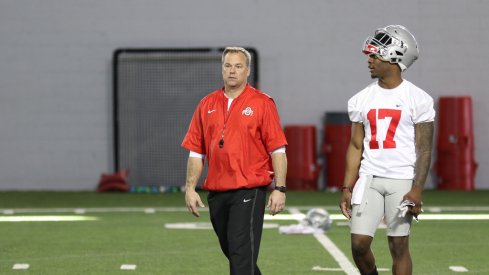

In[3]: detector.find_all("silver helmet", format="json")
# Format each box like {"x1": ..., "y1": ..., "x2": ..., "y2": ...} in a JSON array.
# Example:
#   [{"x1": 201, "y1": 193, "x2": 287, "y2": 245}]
[
  {"x1": 362, "y1": 25, "x2": 419, "y2": 71},
  {"x1": 302, "y1": 208, "x2": 332, "y2": 231}
]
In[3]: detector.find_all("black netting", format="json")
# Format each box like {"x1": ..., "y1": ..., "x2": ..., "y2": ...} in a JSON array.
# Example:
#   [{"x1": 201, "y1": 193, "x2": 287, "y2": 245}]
[{"x1": 114, "y1": 49, "x2": 258, "y2": 188}]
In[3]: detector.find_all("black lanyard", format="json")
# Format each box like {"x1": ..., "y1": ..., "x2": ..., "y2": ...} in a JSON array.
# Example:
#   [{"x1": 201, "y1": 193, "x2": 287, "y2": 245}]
[{"x1": 219, "y1": 96, "x2": 232, "y2": 148}]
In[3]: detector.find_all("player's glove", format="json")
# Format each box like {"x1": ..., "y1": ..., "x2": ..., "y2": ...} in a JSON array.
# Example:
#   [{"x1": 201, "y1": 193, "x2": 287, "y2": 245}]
[{"x1": 397, "y1": 200, "x2": 423, "y2": 222}]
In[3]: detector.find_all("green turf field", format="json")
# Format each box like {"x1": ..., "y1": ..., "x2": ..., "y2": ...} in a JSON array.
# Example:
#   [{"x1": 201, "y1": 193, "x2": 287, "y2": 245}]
[{"x1": 0, "y1": 190, "x2": 488, "y2": 274}]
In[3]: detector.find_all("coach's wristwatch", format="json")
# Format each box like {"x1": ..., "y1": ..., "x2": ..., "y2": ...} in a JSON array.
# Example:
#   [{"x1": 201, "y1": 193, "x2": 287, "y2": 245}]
[{"x1": 274, "y1": 185, "x2": 287, "y2": 193}]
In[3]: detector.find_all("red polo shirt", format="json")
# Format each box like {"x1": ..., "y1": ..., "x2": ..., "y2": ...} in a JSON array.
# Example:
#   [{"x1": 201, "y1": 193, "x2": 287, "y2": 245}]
[{"x1": 181, "y1": 84, "x2": 287, "y2": 191}]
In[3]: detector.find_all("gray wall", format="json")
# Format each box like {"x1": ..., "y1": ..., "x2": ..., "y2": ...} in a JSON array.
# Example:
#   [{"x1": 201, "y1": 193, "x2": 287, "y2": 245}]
[{"x1": 1, "y1": 0, "x2": 488, "y2": 190}]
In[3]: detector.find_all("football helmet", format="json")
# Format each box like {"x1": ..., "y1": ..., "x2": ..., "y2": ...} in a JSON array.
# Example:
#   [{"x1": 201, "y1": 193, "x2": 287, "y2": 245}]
[
  {"x1": 362, "y1": 25, "x2": 419, "y2": 71},
  {"x1": 302, "y1": 208, "x2": 333, "y2": 231}
]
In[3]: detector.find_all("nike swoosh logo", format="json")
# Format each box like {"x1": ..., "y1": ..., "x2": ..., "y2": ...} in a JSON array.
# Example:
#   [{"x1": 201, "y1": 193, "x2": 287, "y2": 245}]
[
  {"x1": 243, "y1": 198, "x2": 252, "y2": 203},
  {"x1": 208, "y1": 110, "x2": 216, "y2": 114}
]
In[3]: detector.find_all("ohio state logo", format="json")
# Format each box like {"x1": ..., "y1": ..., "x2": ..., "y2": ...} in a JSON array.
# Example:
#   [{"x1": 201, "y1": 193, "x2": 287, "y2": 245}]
[
  {"x1": 242, "y1": 107, "x2": 253, "y2": 116},
  {"x1": 363, "y1": 44, "x2": 379, "y2": 54}
]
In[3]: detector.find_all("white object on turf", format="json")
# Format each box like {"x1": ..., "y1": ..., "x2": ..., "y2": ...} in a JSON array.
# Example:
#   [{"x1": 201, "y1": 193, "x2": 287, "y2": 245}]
[
  {"x1": 13, "y1": 264, "x2": 30, "y2": 270},
  {"x1": 120, "y1": 264, "x2": 137, "y2": 270},
  {"x1": 74, "y1": 208, "x2": 86, "y2": 214},
  {"x1": 144, "y1": 208, "x2": 156, "y2": 214},
  {"x1": 3, "y1": 209, "x2": 14, "y2": 215},
  {"x1": 165, "y1": 222, "x2": 279, "y2": 230},
  {"x1": 279, "y1": 224, "x2": 321, "y2": 234},
  {"x1": 302, "y1": 208, "x2": 333, "y2": 231},
  {"x1": 449, "y1": 266, "x2": 468, "y2": 272}
]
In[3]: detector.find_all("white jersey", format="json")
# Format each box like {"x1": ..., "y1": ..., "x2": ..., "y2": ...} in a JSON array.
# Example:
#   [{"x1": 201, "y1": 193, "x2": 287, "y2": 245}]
[{"x1": 348, "y1": 80, "x2": 435, "y2": 179}]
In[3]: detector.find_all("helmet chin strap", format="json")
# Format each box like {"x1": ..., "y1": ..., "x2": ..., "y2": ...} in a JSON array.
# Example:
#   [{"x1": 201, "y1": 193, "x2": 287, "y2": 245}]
[{"x1": 397, "y1": 63, "x2": 407, "y2": 72}]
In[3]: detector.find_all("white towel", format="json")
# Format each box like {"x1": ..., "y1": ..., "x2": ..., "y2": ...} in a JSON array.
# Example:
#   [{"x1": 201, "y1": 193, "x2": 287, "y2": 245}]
[
  {"x1": 351, "y1": 175, "x2": 367, "y2": 204},
  {"x1": 278, "y1": 224, "x2": 323, "y2": 235},
  {"x1": 351, "y1": 174, "x2": 373, "y2": 214}
]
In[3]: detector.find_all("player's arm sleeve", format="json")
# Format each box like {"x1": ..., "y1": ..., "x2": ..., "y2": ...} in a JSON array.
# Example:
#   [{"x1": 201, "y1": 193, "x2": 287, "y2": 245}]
[
  {"x1": 413, "y1": 94, "x2": 435, "y2": 124},
  {"x1": 189, "y1": 151, "x2": 205, "y2": 159},
  {"x1": 271, "y1": 146, "x2": 286, "y2": 155},
  {"x1": 261, "y1": 98, "x2": 288, "y2": 152},
  {"x1": 348, "y1": 95, "x2": 363, "y2": 123},
  {"x1": 181, "y1": 104, "x2": 206, "y2": 154}
]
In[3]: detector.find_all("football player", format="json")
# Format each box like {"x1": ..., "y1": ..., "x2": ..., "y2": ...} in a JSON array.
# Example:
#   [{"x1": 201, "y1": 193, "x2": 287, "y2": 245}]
[{"x1": 339, "y1": 25, "x2": 435, "y2": 275}]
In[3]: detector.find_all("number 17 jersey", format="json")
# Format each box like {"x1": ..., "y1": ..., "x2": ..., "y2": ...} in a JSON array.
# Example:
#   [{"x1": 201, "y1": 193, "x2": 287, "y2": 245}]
[{"x1": 348, "y1": 80, "x2": 435, "y2": 179}]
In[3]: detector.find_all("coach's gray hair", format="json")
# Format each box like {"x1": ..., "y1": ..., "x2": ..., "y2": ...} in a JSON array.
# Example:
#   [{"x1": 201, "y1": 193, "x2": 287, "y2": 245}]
[{"x1": 222, "y1": 47, "x2": 251, "y2": 67}]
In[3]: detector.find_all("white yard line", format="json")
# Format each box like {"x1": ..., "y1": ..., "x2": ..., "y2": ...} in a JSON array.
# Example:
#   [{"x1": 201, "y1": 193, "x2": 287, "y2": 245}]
[
  {"x1": 288, "y1": 207, "x2": 360, "y2": 275},
  {"x1": 0, "y1": 216, "x2": 99, "y2": 222},
  {"x1": 1, "y1": 207, "x2": 189, "y2": 214},
  {"x1": 282, "y1": 206, "x2": 489, "y2": 212},
  {"x1": 3, "y1": 207, "x2": 489, "y2": 222},
  {"x1": 2, "y1": 205, "x2": 489, "y2": 214},
  {"x1": 313, "y1": 233, "x2": 360, "y2": 274}
]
